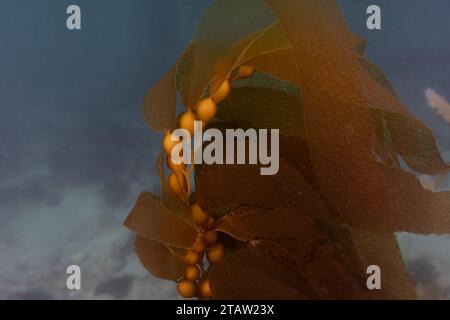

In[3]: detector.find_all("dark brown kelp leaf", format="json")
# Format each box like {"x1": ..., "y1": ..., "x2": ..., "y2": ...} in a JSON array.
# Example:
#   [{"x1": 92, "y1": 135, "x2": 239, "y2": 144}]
[
  {"x1": 250, "y1": 237, "x2": 321, "y2": 271},
  {"x1": 198, "y1": 120, "x2": 315, "y2": 185},
  {"x1": 196, "y1": 161, "x2": 329, "y2": 221},
  {"x1": 311, "y1": 218, "x2": 414, "y2": 299},
  {"x1": 251, "y1": 224, "x2": 370, "y2": 299},
  {"x1": 278, "y1": 135, "x2": 317, "y2": 185},
  {"x1": 135, "y1": 236, "x2": 185, "y2": 281},
  {"x1": 124, "y1": 192, "x2": 197, "y2": 248},
  {"x1": 209, "y1": 248, "x2": 305, "y2": 299},
  {"x1": 216, "y1": 206, "x2": 319, "y2": 240},
  {"x1": 299, "y1": 242, "x2": 371, "y2": 299},
  {"x1": 216, "y1": 87, "x2": 303, "y2": 136},
  {"x1": 142, "y1": 64, "x2": 177, "y2": 132},
  {"x1": 267, "y1": 0, "x2": 450, "y2": 234}
]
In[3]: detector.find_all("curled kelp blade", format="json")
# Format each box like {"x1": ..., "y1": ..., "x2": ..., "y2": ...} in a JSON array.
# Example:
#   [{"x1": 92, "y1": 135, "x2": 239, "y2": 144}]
[
  {"x1": 380, "y1": 110, "x2": 449, "y2": 175},
  {"x1": 208, "y1": 22, "x2": 367, "y2": 104},
  {"x1": 124, "y1": 192, "x2": 197, "y2": 249},
  {"x1": 266, "y1": 0, "x2": 450, "y2": 234},
  {"x1": 179, "y1": 0, "x2": 276, "y2": 107},
  {"x1": 204, "y1": 23, "x2": 300, "y2": 100},
  {"x1": 177, "y1": 0, "x2": 308, "y2": 108},
  {"x1": 175, "y1": 1, "x2": 298, "y2": 109},
  {"x1": 142, "y1": 64, "x2": 177, "y2": 133},
  {"x1": 356, "y1": 44, "x2": 448, "y2": 175},
  {"x1": 234, "y1": 22, "x2": 291, "y2": 67},
  {"x1": 231, "y1": 22, "x2": 299, "y2": 85},
  {"x1": 135, "y1": 235, "x2": 185, "y2": 281}
]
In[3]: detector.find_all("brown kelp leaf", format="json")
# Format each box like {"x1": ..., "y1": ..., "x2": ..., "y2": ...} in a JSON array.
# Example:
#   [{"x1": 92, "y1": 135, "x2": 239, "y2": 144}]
[
  {"x1": 368, "y1": 91, "x2": 449, "y2": 175},
  {"x1": 330, "y1": 159, "x2": 450, "y2": 234},
  {"x1": 142, "y1": 64, "x2": 177, "y2": 132},
  {"x1": 209, "y1": 248, "x2": 305, "y2": 299},
  {"x1": 216, "y1": 87, "x2": 303, "y2": 136},
  {"x1": 180, "y1": 0, "x2": 276, "y2": 107},
  {"x1": 352, "y1": 30, "x2": 447, "y2": 175},
  {"x1": 234, "y1": 22, "x2": 290, "y2": 67},
  {"x1": 135, "y1": 236, "x2": 185, "y2": 281},
  {"x1": 382, "y1": 110, "x2": 449, "y2": 175},
  {"x1": 124, "y1": 192, "x2": 197, "y2": 248},
  {"x1": 267, "y1": 0, "x2": 450, "y2": 233},
  {"x1": 216, "y1": 206, "x2": 318, "y2": 240},
  {"x1": 350, "y1": 230, "x2": 417, "y2": 299},
  {"x1": 278, "y1": 135, "x2": 318, "y2": 187},
  {"x1": 357, "y1": 55, "x2": 448, "y2": 174},
  {"x1": 247, "y1": 222, "x2": 394, "y2": 299},
  {"x1": 196, "y1": 161, "x2": 329, "y2": 221},
  {"x1": 232, "y1": 22, "x2": 298, "y2": 84}
]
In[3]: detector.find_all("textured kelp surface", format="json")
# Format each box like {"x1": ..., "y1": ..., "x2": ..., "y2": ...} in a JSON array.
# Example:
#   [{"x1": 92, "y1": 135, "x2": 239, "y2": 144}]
[{"x1": 125, "y1": 0, "x2": 450, "y2": 299}]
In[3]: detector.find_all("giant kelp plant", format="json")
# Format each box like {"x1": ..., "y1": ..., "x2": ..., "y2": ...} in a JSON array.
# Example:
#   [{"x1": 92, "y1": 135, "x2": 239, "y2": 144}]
[{"x1": 124, "y1": 0, "x2": 450, "y2": 299}]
